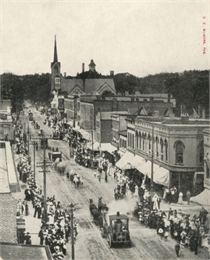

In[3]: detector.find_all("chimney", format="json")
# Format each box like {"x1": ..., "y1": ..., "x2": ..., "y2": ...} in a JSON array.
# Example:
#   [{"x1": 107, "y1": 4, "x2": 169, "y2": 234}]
[
  {"x1": 112, "y1": 97, "x2": 118, "y2": 110},
  {"x1": 110, "y1": 70, "x2": 114, "y2": 76},
  {"x1": 125, "y1": 91, "x2": 129, "y2": 96},
  {"x1": 150, "y1": 97, "x2": 154, "y2": 112},
  {"x1": 82, "y1": 63, "x2": 85, "y2": 73},
  {"x1": 198, "y1": 105, "x2": 201, "y2": 117},
  {"x1": 202, "y1": 109, "x2": 205, "y2": 119},
  {"x1": 167, "y1": 93, "x2": 171, "y2": 103},
  {"x1": 117, "y1": 212, "x2": 120, "y2": 216},
  {"x1": 64, "y1": 72, "x2": 66, "y2": 78}
]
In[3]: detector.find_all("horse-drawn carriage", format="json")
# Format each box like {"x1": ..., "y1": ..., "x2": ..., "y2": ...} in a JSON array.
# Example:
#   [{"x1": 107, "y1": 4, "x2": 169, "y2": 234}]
[
  {"x1": 101, "y1": 212, "x2": 131, "y2": 248},
  {"x1": 89, "y1": 198, "x2": 108, "y2": 227}
]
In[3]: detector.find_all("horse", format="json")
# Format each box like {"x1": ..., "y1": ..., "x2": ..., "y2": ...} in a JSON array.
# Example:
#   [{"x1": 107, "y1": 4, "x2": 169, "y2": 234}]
[
  {"x1": 98, "y1": 197, "x2": 108, "y2": 212},
  {"x1": 73, "y1": 174, "x2": 79, "y2": 188}
]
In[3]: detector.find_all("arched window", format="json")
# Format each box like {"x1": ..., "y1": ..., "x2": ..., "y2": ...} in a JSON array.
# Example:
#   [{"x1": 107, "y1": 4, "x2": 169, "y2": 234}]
[
  {"x1": 198, "y1": 140, "x2": 204, "y2": 165},
  {"x1": 139, "y1": 132, "x2": 142, "y2": 150},
  {"x1": 148, "y1": 134, "x2": 151, "y2": 152},
  {"x1": 160, "y1": 138, "x2": 163, "y2": 160},
  {"x1": 164, "y1": 139, "x2": 168, "y2": 161},
  {"x1": 174, "y1": 141, "x2": 185, "y2": 164},
  {"x1": 136, "y1": 131, "x2": 139, "y2": 149},
  {"x1": 205, "y1": 153, "x2": 210, "y2": 179},
  {"x1": 143, "y1": 133, "x2": 145, "y2": 151},
  {"x1": 156, "y1": 136, "x2": 159, "y2": 157}
]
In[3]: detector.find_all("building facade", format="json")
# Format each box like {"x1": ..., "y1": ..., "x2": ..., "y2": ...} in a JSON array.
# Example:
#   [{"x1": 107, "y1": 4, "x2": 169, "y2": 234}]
[
  {"x1": 134, "y1": 116, "x2": 209, "y2": 192},
  {"x1": 203, "y1": 128, "x2": 210, "y2": 190}
]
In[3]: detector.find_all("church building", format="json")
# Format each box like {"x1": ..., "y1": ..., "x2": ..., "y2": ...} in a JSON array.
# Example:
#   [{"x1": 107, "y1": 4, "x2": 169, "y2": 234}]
[{"x1": 50, "y1": 37, "x2": 116, "y2": 96}]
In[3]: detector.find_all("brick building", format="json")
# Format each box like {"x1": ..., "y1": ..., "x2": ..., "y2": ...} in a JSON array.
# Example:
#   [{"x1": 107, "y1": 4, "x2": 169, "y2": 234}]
[{"x1": 79, "y1": 95, "x2": 174, "y2": 134}]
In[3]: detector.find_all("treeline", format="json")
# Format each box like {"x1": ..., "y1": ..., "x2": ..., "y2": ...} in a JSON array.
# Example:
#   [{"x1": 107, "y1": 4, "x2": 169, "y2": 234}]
[
  {"x1": 114, "y1": 70, "x2": 209, "y2": 111},
  {"x1": 1, "y1": 70, "x2": 209, "y2": 113},
  {"x1": 1, "y1": 73, "x2": 51, "y2": 112}
]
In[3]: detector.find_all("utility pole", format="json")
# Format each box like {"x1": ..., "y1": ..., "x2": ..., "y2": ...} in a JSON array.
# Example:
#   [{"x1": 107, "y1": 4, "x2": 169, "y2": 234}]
[
  {"x1": 33, "y1": 141, "x2": 36, "y2": 178},
  {"x1": 150, "y1": 124, "x2": 154, "y2": 192},
  {"x1": 70, "y1": 203, "x2": 75, "y2": 260},
  {"x1": 37, "y1": 138, "x2": 51, "y2": 223},
  {"x1": 27, "y1": 124, "x2": 30, "y2": 157}
]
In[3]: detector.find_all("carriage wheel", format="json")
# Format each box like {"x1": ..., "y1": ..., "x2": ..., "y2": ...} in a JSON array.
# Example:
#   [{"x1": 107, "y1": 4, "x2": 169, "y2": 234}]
[{"x1": 108, "y1": 235, "x2": 113, "y2": 248}]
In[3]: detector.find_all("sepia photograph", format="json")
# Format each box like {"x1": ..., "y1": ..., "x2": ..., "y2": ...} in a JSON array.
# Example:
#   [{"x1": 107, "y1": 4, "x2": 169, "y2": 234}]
[{"x1": 0, "y1": 0, "x2": 209, "y2": 259}]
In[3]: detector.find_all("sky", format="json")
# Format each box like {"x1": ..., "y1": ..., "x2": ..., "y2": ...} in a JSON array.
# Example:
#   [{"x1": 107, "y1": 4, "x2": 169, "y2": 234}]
[{"x1": 1, "y1": 0, "x2": 209, "y2": 77}]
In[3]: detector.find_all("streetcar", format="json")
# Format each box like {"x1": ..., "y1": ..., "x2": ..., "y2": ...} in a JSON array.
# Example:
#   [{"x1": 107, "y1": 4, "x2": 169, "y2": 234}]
[{"x1": 28, "y1": 112, "x2": 33, "y2": 121}]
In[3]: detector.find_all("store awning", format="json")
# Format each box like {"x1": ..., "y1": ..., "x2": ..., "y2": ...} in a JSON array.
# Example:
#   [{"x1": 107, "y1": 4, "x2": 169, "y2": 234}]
[
  {"x1": 115, "y1": 151, "x2": 134, "y2": 170},
  {"x1": 75, "y1": 128, "x2": 91, "y2": 140},
  {"x1": 129, "y1": 155, "x2": 146, "y2": 169},
  {"x1": 67, "y1": 121, "x2": 73, "y2": 127},
  {"x1": 154, "y1": 166, "x2": 170, "y2": 187},
  {"x1": 137, "y1": 161, "x2": 169, "y2": 187},
  {"x1": 190, "y1": 189, "x2": 210, "y2": 206},
  {"x1": 86, "y1": 141, "x2": 100, "y2": 151},
  {"x1": 101, "y1": 143, "x2": 116, "y2": 153}
]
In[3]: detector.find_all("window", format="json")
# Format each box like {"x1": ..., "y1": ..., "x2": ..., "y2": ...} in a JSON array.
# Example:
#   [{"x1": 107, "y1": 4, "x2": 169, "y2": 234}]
[
  {"x1": 175, "y1": 141, "x2": 185, "y2": 164},
  {"x1": 143, "y1": 133, "x2": 145, "y2": 151},
  {"x1": 136, "y1": 132, "x2": 138, "y2": 149},
  {"x1": 148, "y1": 134, "x2": 151, "y2": 152},
  {"x1": 55, "y1": 77, "x2": 60, "y2": 84},
  {"x1": 139, "y1": 132, "x2": 142, "y2": 150},
  {"x1": 206, "y1": 153, "x2": 210, "y2": 179},
  {"x1": 156, "y1": 136, "x2": 159, "y2": 157},
  {"x1": 164, "y1": 139, "x2": 168, "y2": 161},
  {"x1": 198, "y1": 141, "x2": 204, "y2": 164},
  {"x1": 160, "y1": 138, "x2": 163, "y2": 160}
]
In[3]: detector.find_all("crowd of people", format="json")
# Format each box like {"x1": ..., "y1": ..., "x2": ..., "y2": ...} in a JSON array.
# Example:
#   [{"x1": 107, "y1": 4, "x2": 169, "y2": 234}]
[{"x1": 13, "y1": 110, "x2": 80, "y2": 260}]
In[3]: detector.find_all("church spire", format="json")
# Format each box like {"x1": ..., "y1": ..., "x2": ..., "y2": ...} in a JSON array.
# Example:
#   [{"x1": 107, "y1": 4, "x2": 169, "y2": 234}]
[{"x1": 53, "y1": 35, "x2": 58, "y2": 62}]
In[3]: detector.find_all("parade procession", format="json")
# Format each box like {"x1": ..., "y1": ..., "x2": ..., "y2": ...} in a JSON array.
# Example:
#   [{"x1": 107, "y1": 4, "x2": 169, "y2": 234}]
[{"x1": 0, "y1": 1, "x2": 210, "y2": 260}]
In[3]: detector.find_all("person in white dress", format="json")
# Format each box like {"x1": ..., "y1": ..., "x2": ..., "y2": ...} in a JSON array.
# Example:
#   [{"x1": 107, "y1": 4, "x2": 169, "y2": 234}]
[{"x1": 178, "y1": 191, "x2": 183, "y2": 204}]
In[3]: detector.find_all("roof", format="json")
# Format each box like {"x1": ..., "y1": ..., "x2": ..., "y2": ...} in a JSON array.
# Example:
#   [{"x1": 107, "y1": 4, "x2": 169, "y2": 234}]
[
  {"x1": 89, "y1": 59, "x2": 96, "y2": 66},
  {"x1": 0, "y1": 145, "x2": 10, "y2": 193},
  {"x1": 60, "y1": 77, "x2": 116, "y2": 95},
  {"x1": 119, "y1": 130, "x2": 127, "y2": 137},
  {"x1": 84, "y1": 79, "x2": 116, "y2": 95},
  {"x1": 203, "y1": 128, "x2": 210, "y2": 135},
  {"x1": 0, "y1": 243, "x2": 53, "y2": 260},
  {"x1": 99, "y1": 112, "x2": 114, "y2": 120},
  {"x1": 109, "y1": 214, "x2": 129, "y2": 220}
]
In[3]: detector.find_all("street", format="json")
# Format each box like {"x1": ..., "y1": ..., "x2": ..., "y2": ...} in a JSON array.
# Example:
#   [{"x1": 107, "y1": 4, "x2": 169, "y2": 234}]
[{"x1": 22, "y1": 107, "x2": 208, "y2": 260}]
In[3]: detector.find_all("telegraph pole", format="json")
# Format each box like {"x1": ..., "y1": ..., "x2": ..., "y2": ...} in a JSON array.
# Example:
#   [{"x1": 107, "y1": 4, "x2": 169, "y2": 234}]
[
  {"x1": 37, "y1": 138, "x2": 51, "y2": 223},
  {"x1": 151, "y1": 124, "x2": 154, "y2": 192},
  {"x1": 33, "y1": 141, "x2": 36, "y2": 178},
  {"x1": 27, "y1": 124, "x2": 30, "y2": 156},
  {"x1": 70, "y1": 203, "x2": 75, "y2": 260}
]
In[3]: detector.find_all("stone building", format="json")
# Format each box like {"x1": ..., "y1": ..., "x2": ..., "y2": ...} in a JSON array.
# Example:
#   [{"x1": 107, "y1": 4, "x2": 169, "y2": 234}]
[
  {"x1": 203, "y1": 128, "x2": 210, "y2": 190},
  {"x1": 132, "y1": 116, "x2": 209, "y2": 192}
]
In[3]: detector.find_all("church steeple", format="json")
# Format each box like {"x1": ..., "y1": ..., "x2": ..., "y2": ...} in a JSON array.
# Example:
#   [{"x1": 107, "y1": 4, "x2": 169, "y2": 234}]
[{"x1": 53, "y1": 35, "x2": 58, "y2": 62}]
